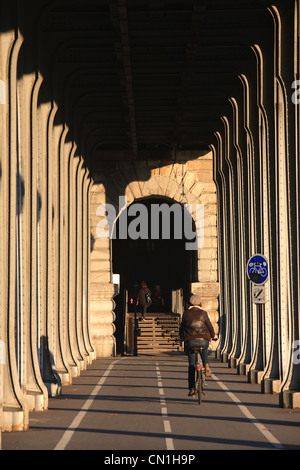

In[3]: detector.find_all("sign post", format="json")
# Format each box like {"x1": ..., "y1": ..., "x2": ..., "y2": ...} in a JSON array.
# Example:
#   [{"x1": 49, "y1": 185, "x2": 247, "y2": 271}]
[
  {"x1": 247, "y1": 254, "x2": 269, "y2": 343},
  {"x1": 247, "y1": 254, "x2": 268, "y2": 305},
  {"x1": 251, "y1": 285, "x2": 266, "y2": 304}
]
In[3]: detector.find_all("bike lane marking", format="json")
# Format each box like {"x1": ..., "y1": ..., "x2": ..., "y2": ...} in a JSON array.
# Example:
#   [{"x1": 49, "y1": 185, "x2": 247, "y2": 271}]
[
  {"x1": 156, "y1": 363, "x2": 175, "y2": 451},
  {"x1": 54, "y1": 359, "x2": 121, "y2": 450},
  {"x1": 211, "y1": 373, "x2": 284, "y2": 449}
]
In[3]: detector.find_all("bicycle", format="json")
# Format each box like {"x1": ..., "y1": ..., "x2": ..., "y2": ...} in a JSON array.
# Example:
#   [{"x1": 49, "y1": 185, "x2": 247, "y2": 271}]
[
  {"x1": 190, "y1": 338, "x2": 217, "y2": 404},
  {"x1": 191, "y1": 346, "x2": 207, "y2": 404},
  {"x1": 249, "y1": 262, "x2": 267, "y2": 277}
]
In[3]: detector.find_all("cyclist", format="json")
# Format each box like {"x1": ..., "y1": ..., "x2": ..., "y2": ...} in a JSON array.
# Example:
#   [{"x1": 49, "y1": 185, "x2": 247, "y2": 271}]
[{"x1": 179, "y1": 294, "x2": 216, "y2": 396}]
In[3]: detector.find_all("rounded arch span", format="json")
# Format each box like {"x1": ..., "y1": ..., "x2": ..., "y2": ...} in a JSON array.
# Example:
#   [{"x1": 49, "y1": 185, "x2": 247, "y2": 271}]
[
  {"x1": 111, "y1": 195, "x2": 199, "y2": 354},
  {"x1": 90, "y1": 155, "x2": 219, "y2": 358}
]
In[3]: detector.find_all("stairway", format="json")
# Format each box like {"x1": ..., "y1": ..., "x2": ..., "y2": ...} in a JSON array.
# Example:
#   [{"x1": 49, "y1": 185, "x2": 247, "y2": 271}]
[{"x1": 137, "y1": 312, "x2": 183, "y2": 353}]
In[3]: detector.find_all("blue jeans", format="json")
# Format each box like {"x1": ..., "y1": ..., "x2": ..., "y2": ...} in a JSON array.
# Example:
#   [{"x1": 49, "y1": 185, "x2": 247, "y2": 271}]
[{"x1": 185, "y1": 339, "x2": 210, "y2": 389}]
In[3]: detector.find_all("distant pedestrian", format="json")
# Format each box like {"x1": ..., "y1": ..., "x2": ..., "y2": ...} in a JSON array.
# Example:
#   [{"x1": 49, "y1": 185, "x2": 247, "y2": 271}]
[
  {"x1": 137, "y1": 281, "x2": 152, "y2": 321},
  {"x1": 179, "y1": 294, "x2": 215, "y2": 396}
]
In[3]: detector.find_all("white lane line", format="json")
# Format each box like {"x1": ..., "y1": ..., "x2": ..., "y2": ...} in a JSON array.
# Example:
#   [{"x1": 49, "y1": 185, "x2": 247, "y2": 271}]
[
  {"x1": 54, "y1": 360, "x2": 120, "y2": 450},
  {"x1": 156, "y1": 362, "x2": 175, "y2": 451},
  {"x1": 165, "y1": 438, "x2": 174, "y2": 450},
  {"x1": 211, "y1": 373, "x2": 284, "y2": 449},
  {"x1": 163, "y1": 420, "x2": 172, "y2": 433}
]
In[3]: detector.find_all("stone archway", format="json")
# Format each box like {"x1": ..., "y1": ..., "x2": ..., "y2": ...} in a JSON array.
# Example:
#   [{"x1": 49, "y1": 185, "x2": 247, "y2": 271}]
[
  {"x1": 112, "y1": 195, "x2": 199, "y2": 354},
  {"x1": 89, "y1": 151, "x2": 219, "y2": 357}
]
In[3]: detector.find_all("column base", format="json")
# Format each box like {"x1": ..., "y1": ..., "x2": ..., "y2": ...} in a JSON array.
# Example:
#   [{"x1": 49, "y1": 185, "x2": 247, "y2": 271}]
[
  {"x1": 2, "y1": 407, "x2": 28, "y2": 432},
  {"x1": 93, "y1": 336, "x2": 116, "y2": 357},
  {"x1": 237, "y1": 362, "x2": 250, "y2": 375},
  {"x1": 262, "y1": 378, "x2": 281, "y2": 394},
  {"x1": 248, "y1": 369, "x2": 264, "y2": 384},
  {"x1": 281, "y1": 390, "x2": 300, "y2": 409}
]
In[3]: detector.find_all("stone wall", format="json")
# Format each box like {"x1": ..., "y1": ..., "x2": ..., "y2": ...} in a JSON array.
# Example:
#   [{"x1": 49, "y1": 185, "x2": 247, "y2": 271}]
[{"x1": 90, "y1": 151, "x2": 219, "y2": 356}]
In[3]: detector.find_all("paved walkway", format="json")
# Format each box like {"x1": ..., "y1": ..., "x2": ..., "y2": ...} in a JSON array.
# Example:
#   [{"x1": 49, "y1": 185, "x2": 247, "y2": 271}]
[{"x1": 2, "y1": 354, "x2": 300, "y2": 451}]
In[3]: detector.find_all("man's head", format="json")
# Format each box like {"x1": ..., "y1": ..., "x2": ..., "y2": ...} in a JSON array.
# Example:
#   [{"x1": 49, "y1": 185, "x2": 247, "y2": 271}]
[{"x1": 189, "y1": 294, "x2": 202, "y2": 306}]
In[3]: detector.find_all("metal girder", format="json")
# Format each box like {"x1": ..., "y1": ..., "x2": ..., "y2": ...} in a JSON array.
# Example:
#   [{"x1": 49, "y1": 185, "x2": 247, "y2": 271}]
[
  {"x1": 109, "y1": 0, "x2": 138, "y2": 154},
  {"x1": 36, "y1": 0, "x2": 274, "y2": 165}
]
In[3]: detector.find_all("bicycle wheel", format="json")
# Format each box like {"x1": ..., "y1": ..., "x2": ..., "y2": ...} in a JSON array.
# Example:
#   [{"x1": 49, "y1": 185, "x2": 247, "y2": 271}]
[{"x1": 197, "y1": 366, "x2": 202, "y2": 404}]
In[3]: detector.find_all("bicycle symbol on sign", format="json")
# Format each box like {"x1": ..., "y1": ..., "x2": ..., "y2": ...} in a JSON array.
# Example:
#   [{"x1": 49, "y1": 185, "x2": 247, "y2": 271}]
[
  {"x1": 248, "y1": 261, "x2": 268, "y2": 277},
  {"x1": 247, "y1": 254, "x2": 269, "y2": 285}
]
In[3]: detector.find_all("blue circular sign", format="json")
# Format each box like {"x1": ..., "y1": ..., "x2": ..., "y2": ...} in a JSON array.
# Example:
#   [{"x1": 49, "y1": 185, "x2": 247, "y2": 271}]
[{"x1": 247, "y1": 254, "x2": 269, "y2": 285}]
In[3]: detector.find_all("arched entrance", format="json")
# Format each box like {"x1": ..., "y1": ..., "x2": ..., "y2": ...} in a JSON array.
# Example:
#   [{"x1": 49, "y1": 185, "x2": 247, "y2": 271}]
[
  {"x1": 89, "y1": 154, "x2": 219, "y2": 358},
  {"x1": 112, "y1": 196, "x2": 198, "y2": 354}
]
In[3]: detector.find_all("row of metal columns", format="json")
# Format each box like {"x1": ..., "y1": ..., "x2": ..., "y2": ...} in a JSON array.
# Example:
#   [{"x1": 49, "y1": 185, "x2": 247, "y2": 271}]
[
  {"x1": 0, "y1": 25, "x2": 95, "y2": 435},
  {"x1": 213, "y1": 3, "x2": 300, "y2": 408}
]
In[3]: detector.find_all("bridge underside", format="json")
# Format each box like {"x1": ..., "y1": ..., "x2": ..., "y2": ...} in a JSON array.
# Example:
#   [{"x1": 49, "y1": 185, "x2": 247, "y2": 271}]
[{"x1": 0, "y1": 0, "x2": 300, "y2": 434}]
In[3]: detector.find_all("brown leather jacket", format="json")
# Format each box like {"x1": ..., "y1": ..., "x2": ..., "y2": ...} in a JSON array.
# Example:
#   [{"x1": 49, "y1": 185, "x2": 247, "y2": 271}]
[
  {"x1": 179, "y1": 306, "x2": 215, "y2": 341},
  {"x1": 137, "y1": 286, "x2": 151, "y2": 306}
]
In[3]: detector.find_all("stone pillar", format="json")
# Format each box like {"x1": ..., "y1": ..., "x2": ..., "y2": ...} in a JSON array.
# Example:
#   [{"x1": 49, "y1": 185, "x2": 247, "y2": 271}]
[
  {"x1": 19, "y1": 45, "x2": 48, "y2": 412},
  {"x1": 58, "y1": 132, "x2": 74, "y2": 378},
  {"x1": 82, "y1": 171, "x2": 95, "y2": 361},
  {"x1": 46, "y1": 108, "x2": 70, "y2": 390},
  {"x1": 67, "y1": 155, "x2": 86, "y2": 373},
  {"x1": 74, "y1": 160, "x2": 93, "y2": 366},
  {"x1": 37, "y1": 95, "x2": 60, "y2": 397},
  {"x1": 0, "y1": 23, "x2": 13, "y2": 440},
  {"x1": 89, "y1": 184, "x2": 116, "y2": 357},
  {"x1": 0, "y1": 25, "x2": 28, "y2": 431},
  {"x1": 90, "y1": 284, "x2": 116, "y2": 357},
  {"x1": 188, "y1": 155, "x2": 220, "y2": 346},
  {"x1": 270, "y1": 4, "x2": 300, "y2": 408}
]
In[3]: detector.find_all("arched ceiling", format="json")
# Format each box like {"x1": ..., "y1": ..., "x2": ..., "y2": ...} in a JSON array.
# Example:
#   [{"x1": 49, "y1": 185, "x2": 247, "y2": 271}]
[{"x1": 26, "y1": 0, "x2": 276, "y2": 173}]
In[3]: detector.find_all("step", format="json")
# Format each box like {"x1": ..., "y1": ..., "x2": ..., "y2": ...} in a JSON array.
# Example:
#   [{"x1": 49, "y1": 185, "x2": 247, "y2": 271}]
[{"x1": 128, "y1": 312, "x2": 182, "y2": 353}]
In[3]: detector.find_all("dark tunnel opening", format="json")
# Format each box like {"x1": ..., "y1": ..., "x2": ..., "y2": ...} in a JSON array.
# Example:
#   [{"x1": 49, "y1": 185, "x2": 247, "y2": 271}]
[{"x1": 112, "y1": 196, "x2": 198, "y2": 354}]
